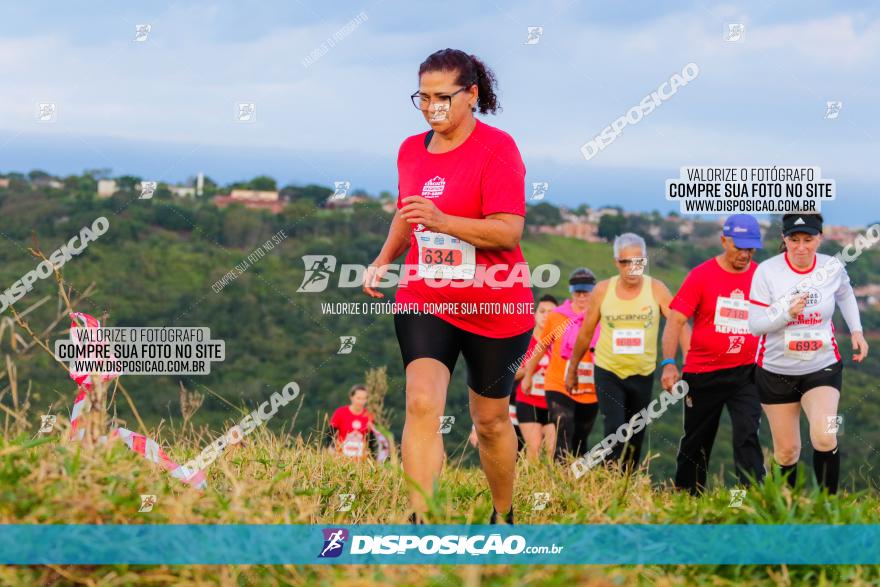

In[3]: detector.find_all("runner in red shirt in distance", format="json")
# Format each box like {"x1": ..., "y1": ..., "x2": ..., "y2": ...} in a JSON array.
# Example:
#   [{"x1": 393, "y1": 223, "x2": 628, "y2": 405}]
[{"x1": 326, "y1": 384, "x2": 375, "y2": 461}]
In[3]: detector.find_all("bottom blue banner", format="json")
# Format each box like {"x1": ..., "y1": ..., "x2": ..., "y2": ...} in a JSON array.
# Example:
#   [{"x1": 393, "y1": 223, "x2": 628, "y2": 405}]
[{"x1": 0, "y1": 524, "x2": 878, "y2": 565}]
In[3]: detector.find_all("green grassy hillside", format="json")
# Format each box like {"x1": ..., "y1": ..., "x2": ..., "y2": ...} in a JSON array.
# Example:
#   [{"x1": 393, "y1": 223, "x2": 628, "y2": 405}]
[
  {"x1": 0, "y1": 185, "x2": 878, "y2": 491},
  {"x1": 3, "y1": 184, "x2": 880, "y2": 584}
]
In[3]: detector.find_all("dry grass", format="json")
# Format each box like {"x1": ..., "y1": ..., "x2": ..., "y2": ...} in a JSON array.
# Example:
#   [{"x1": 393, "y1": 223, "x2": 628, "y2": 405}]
[
  {"x1": 2, "y1": 418, "x2": 880, "y2": 586},
  {"x1": 2, "y1": 269, "x2": 880, "y2": 586}
]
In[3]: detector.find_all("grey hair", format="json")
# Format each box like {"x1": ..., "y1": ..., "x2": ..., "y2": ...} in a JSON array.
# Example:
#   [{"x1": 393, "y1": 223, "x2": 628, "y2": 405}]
[{"x1": 613, "y1": 232, "x2": 647, "y2": 258}]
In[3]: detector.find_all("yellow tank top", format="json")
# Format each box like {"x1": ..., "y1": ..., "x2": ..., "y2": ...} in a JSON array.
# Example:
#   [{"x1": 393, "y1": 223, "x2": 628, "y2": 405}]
[{"x1": 595, "y1": 275, "x2": 659, "y2": 377}]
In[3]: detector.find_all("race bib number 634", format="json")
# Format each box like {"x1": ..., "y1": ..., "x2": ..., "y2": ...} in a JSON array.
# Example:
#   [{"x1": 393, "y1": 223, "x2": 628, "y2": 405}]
[{"x1": 416, "y1": 231, "x2": 476, "y2": 279}]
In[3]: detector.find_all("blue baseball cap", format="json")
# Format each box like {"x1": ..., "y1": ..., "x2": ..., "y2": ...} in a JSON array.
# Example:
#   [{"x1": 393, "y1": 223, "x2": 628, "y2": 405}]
[{"x1": 722, "y1": 214, "x2": 763, "y2": 249}]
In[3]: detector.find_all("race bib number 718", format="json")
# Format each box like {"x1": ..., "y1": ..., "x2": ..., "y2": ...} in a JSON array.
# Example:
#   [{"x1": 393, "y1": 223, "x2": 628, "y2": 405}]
[{"x1": 714, "y1": 296, "x2": 749, "y2": 331}]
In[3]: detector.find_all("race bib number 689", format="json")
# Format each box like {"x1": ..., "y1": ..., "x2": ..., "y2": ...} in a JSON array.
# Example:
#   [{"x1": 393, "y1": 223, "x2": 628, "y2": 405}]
[{"x1": 612, "y1": 329, "x2": 645, "y2": 354}]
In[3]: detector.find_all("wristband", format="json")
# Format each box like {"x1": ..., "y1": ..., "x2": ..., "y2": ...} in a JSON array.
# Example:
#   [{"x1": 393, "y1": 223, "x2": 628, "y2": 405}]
[{"x1": 659, "y1": 358, "x2": 676, "y2": 368}]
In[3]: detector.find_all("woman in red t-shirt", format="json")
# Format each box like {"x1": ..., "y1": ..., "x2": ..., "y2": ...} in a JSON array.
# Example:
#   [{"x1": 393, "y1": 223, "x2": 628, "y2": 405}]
[{"x1": 363, "y1": 49, "x2": 534, "y2": 525}]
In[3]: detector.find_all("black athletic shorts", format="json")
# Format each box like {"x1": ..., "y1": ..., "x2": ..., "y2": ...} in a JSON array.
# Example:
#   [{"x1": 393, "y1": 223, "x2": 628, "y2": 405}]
[
  {"x1": 516, "y1": 401, "x2": 550, "y2": 425},
  {"x1": 394, "y1": 311, "x2": 532, "y2": 399},
  {"x1": 755, "y1": 361, "x2": 843, "y2": 405}
]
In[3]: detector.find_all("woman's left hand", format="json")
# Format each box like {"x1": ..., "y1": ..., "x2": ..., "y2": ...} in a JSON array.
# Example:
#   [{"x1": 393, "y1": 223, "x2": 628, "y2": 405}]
[
  {"x1": 400, "y1": 195, "x2": 449, "y2": 233},
  {"x1": 851, "y1": 331, "x2": 869, "y2": 362},
  {"x1": 564, "y1": 364, "x2": 578, "y2": 394}
]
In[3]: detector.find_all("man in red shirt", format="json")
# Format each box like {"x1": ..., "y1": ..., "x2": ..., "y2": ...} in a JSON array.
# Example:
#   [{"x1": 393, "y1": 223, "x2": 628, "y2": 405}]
[
  {"x1": 660, "y1": 215, "x2": 766, "y2": 494},
  {"x1": 326, "y1": 384, "x2": 374, "y2": 461}
]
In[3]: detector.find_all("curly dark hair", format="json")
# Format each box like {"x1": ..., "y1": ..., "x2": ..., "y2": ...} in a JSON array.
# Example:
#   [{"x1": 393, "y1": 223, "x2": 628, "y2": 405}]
[{"x1": 418, "y1": 48, "x2": 500, "y2": 115}]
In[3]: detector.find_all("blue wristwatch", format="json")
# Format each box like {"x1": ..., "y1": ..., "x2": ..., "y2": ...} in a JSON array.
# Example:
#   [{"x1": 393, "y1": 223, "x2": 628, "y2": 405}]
[{"x1": 659, "y1": 358, "x2": 677, "y2": 368}]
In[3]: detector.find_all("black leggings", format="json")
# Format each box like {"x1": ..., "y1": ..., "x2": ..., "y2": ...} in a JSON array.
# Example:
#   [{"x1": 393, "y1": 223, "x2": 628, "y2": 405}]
[
  {"x1": 594, "y1": 365, "x2": 654, "y2": 470},
  {"x1": 545, "y1": 390, "x2": 598, "y2": 461}
]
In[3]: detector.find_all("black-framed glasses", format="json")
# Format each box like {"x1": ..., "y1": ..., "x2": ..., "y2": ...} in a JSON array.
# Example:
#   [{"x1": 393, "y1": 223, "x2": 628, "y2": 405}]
[
  {"x1": 410, "y1": 87, "x2": 469, "y2": 111},
  {"x1": 616, "y1": 257, "x2": 647, "y2": 266}
]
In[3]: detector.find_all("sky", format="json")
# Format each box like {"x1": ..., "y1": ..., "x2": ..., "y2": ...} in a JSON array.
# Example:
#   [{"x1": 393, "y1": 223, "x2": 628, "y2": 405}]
[{"x1": 0, "y1": 0, "x2": 878, "y2": 225}]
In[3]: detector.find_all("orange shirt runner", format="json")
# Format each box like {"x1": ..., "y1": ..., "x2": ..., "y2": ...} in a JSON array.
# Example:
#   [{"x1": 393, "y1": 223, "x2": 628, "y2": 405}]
[{"x1": 538, "y1": 311, "x2": 598, "y2": 404}]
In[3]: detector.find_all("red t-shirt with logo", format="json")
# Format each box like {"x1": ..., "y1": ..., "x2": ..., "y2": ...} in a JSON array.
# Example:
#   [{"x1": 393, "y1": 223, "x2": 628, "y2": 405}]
[
  {"x1": 515, "y1": 336, "x2": 549, "y2": 409},
  {"x1": 329, "y1": 406, "x2": 373, "y2": 460},
  {"x1": 394, "y1": 119, "x2": 535, "y2": 338},
  {"x1": 669, "y1": 258, "x2": 759, "y2": 374}
]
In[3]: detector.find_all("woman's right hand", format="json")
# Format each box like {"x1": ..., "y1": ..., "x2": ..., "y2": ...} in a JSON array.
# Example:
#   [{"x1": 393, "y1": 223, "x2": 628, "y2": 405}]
[
  {"x1": 788, "y1": 292, "x2": 808, "y2": 319},
  {"x1": 363, "y1": 261, "x2": 389, "y2": 298}
]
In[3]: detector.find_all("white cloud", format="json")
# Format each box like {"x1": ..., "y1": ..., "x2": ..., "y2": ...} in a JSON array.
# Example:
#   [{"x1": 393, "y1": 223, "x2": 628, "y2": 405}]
[
  {"x1": 747, "y1": 14, "x2": 880, "y2": 66},
  {"x1": 0, "y1": 5, "x2": 877, "y2": 183}
]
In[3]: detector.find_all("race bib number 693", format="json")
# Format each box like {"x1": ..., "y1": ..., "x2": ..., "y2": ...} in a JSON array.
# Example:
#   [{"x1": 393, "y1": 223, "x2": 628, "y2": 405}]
[{"x1": 784, "y1": 329, "x2": 829, "y2": 361}]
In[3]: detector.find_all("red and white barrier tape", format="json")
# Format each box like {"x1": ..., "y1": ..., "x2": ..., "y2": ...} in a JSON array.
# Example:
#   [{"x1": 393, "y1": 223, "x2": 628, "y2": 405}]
[{"x1": 65, "y1": 312, "x2": 207, "y2": 489}]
